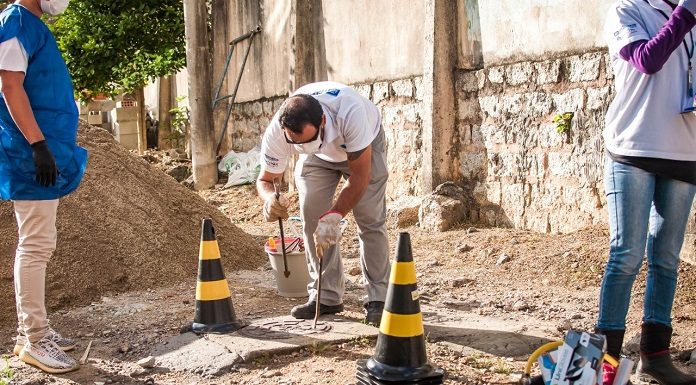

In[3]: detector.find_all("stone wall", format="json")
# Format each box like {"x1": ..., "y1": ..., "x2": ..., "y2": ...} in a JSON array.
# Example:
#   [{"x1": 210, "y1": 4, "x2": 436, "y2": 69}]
[
  {"x1": 217, "y1": 97, "x2": 286, "y2": 153},
  {"x1": 221, "y1": 78, "x2": 425, "y2": 201},
  {"x1": 455, "y1": 50, "x2": 613, "y2": 233}
]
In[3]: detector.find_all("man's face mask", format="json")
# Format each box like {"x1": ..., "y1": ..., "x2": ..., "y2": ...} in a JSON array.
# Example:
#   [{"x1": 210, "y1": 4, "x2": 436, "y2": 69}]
[
  {"x1": 40, "y1": 0, "x2": 70, "y2": 15},
  {"x1": 293, "y1": 133, "x2": 322, "y2": 154},
  {"x1": 286, "y1": 122, "x2": 323, "y2": 154}
]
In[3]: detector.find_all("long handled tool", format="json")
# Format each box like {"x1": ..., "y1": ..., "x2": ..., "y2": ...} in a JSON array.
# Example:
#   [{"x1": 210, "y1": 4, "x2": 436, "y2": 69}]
[
  {"x1": 273, "y1": 179, "x2": 290, "y2": 278},
  {"x1": 314, "y1": 244, "x2": 324, "y2": 329},
  {"x1": 79, "y1": 340, "x2": 93, "y2": 365}
]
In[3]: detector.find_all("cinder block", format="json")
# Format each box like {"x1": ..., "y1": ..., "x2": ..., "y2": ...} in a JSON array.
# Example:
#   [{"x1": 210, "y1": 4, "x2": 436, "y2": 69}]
[
  {"x1": 111, "y1": 107, "x2": 139, "y2": 122},
  {"x1": 114, "y1": 121, "x2": 138, "y2": 137},
  {"x1": 87, "y1": 111, "x2": 104, "y2": 125}
]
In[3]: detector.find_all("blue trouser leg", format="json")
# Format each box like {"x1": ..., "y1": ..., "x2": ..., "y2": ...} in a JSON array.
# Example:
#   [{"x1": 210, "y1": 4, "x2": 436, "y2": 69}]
[
  {"x1": 644, "y1": 175, "x2": 696, "y2": 325},
  {"x1": 597, "y1": 158, "x2": 696, "y2": 330}
]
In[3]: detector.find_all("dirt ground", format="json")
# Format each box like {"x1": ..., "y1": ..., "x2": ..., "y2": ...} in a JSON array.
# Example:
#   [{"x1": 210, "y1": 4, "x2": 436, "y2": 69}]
[{"x1": 4, "y1": 178, "x2": 696, "y2": 384}]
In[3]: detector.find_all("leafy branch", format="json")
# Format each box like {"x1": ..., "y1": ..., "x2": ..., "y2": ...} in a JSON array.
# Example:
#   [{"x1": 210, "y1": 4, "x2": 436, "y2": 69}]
[{"x1": 552, "y1": 112, "x2": 574, "y2": 135}]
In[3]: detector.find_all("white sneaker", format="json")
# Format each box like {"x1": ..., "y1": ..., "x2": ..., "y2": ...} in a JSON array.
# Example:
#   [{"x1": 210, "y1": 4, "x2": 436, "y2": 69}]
[
  {"x1": 19, "y1": 336, "x2": 79, "y2": 374},
  {"x1": 13, "y1": 328, "x2": 76, "y2": 356}
]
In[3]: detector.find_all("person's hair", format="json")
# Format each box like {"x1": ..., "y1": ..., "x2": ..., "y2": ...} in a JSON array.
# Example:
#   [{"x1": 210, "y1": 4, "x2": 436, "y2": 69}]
[{"x1": 278, "y1": 94, "x2": 323, "y2": 134}]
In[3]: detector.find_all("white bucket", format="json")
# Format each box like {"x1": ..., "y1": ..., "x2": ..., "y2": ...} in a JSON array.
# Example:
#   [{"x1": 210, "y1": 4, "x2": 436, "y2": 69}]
[{"x1": 265, "y1": 218, "x2": 311, "y2": 297}]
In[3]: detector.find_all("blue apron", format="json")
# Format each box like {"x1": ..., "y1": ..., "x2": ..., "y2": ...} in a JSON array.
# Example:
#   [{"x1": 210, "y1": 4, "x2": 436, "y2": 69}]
[{"x1": 0, "y1": 4, "x2": 87, "y2": 201}]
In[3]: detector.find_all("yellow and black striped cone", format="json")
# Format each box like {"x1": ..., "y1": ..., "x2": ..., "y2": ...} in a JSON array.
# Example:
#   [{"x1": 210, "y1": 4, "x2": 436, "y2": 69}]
[
  {"x1": 356, "y1": 232, "x2": 445, "y2": 384},
  {"x1": 192, "y1": 218, "x2": 243, "y2": 334}
]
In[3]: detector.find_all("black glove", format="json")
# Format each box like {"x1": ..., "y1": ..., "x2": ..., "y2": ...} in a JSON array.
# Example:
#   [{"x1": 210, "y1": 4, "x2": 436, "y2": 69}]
[{"x1": 30, "y1": 140, "x2": 57, "y2": 187}]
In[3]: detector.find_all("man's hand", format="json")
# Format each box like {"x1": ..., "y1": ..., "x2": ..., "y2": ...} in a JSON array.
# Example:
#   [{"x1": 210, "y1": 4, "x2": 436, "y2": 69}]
[
  {"x1": 313, "y1": 211, "x2": 343, "y2": 256},
  {"x1": 31, "y1": 140, "x2": 57, "y2": 187},
  {"x1": 263, "y1": 194, "x2": 289, "y2": 222}
]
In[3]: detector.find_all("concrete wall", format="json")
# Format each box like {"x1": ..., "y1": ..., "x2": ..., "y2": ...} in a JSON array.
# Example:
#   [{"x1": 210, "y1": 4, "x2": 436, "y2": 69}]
[
  {"x1": 321, "y1": 0, "x2": 424, "y2": 84},
  {"x1": 476, "y1": 0, "x2": 612, "y2": 65},
  {"x1": 219, "y1": 0, "x2": 425, "y2": 104}
]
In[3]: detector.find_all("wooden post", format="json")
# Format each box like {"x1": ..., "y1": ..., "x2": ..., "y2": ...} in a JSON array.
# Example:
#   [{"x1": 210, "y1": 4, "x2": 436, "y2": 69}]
[
  {"x1": 136, "y1": 87, "x2": 147, "y2": 154},
  {"x1": 422, "y1": 0, "x2": 458, "y2": 192},
  {"x1": 285, "y1": 0, "x2": 326, "y2": 191},
  {"x1": 184, "y1": 0, "x2": 217, "y2": 190},
  {"x1": 158, "y1": 76, "x2": 173, "y2": 150},
  {"x1": 212, "y1": 0, "x2": 229, "y2": 156}
]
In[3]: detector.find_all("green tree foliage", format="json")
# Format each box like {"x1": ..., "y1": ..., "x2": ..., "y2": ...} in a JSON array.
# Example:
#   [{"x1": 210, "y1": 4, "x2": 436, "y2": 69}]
[{"x1": 50, "y1": 0, "x2": 186, "y2": 100}]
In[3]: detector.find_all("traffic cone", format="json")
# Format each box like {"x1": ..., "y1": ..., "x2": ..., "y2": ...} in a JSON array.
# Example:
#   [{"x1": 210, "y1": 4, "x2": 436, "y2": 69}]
[
  {"x1": 192, "y1": 218, "x2": 243, "y2": 334},
  {"x1": 356, "y1": 232, "x2": 445, "y2": 384}
]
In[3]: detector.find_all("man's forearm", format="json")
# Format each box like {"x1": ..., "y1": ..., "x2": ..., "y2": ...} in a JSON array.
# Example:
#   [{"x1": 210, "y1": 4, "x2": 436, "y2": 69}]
[
  {"x1": 1, "y1": 83, "x2": 43, "y2": 144},
  {"x1": 256, "y1": 170, "x2": 284, "y2": 201},
  {"x1": 331, "y1": 174, "x2": 369, "y2": 216}
]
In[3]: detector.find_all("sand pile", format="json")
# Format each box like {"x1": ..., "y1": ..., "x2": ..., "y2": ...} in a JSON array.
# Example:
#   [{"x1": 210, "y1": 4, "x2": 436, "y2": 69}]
[{"x1": 0, "y1": 121, "x2": 264, "y2": 329}]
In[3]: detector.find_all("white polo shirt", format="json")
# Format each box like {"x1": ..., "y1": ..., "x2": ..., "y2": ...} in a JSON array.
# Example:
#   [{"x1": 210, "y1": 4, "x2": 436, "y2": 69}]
[
  {"x1": 605, "y1": 0, "x2": 696, "y2": 160},
  {"x1": 261, "y1": 81, "x2": 381, "y2": 174}
]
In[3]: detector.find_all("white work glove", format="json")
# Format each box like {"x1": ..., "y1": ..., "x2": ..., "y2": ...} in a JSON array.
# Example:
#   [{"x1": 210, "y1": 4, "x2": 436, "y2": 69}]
[
  {"x1": 313, "y1": 211, "x2": 343, "y2": 257},
  {"x1": 263, "y1": 194, "x2": 289, "y2": 222},
  {"x1": 680, "y1": 0, "x2": 696, "y2": 14}
]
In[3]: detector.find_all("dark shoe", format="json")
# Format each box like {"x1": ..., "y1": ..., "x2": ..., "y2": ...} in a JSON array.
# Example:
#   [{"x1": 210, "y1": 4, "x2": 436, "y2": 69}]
[
  {"x1": 595, "y1": 327, "x2": 625, "y2": 360},
  {"x1": 637, "y1": 322, "x2": 696, "y2": 385},
  {"x1": 290, "y1": 300, "x2": 343, "y2": 319},
  {"x1": 364, "y1": 301, "x2": 384, "y2": 327}
]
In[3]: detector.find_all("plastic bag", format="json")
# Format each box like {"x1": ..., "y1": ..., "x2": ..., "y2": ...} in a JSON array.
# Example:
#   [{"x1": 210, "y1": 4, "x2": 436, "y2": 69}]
[{"x1": 218, "y1": 146, "x2": 261, "y2": 188}]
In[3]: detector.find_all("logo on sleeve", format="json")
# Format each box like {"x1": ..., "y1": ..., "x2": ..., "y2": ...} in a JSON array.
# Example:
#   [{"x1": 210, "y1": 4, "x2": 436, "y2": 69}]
[
  {"x1": 264, "y1": 154, "x2": 279, "y2": 168},
  {"x1": 614, "y1": 23, "x2": 638, "y2": 41}
]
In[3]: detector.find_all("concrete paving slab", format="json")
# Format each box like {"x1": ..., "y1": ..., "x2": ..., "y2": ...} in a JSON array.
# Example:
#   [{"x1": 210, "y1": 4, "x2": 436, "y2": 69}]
[
  {"x1": 151, "y1": 315, "x2": 379, "y2": 375},
  {"x1": 151, "y1": 332, "x2": 242, "y2": 376},
  {"x1": 421, "y1": 304, "x2": 558, "y2": 359}
]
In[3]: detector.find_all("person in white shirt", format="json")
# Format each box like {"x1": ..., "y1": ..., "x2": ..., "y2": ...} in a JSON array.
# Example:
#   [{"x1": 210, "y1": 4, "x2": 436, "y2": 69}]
[
  {"x1": 597, "y1": 1, "x2": 696, "y2": 384},
  {"x1": 257, "y1": 81, "x2": 389, "y2": 326}
]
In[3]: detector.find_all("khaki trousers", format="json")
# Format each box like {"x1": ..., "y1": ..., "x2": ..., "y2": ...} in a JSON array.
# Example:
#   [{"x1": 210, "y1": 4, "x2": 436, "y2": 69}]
[
  {"x1": 13, "y1": 199, "x2": 59, "y2": 343},
  {"x1": 295, "y1": 128, "x2": 390, "y2": 305}
]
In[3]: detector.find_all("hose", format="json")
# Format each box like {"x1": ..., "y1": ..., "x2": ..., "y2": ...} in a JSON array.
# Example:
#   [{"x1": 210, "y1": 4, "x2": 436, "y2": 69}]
[{"x1": 520, "y1": 340, "x2": 620, "y2": 384}]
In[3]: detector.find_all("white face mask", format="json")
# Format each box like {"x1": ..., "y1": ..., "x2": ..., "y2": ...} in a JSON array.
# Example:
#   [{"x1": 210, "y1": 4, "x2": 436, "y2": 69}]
[
  {"x1": 293, "y1": 134, "x2": 322, "y2": 154},
  {"x1": 40, "y1": 0, "x2": 70, "y2": 15}
]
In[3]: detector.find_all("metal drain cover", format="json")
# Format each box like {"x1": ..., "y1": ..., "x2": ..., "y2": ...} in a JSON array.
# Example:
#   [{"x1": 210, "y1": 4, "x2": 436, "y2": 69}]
[{"x1": 238, "y1": 319, "x2": 332, "y2": 340}]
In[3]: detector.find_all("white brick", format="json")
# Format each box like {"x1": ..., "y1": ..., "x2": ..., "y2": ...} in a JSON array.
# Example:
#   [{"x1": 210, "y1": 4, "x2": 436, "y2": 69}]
[
  {"x1": 391, "y1": 79, "x2": 414, "y2": 98},
  {"x1": 373, "y1": 82, "x2": 390, "y2": 105},
  {"x1": 478, "y1": 95, "x2": 501, "y2": 118},
  {"x1": 381, "y1": 105, "x2": 402, "y2": 126},
  {"x1": 568, "y1": 53, "x2": 602, "y2": 82},
  {"x1": 535, "y1": 60, "x2": 561, "y2": 84},
  {"x1": 552, "y1": 88, "x2": 585, "y2": 112},
  {"x1": 529, "y1": 92, "x2": 553, "y2": 117},
  {"x1": 488, "y1": 67, "x2": 505, "y2": 84},
  {"x1": 354, "y1": 84, "x2": 372, "y2": 100},
  {"x1": 402, "y1": 103, "x2": 421, "y2": 124},
  {"x1": 506, "y1": 62, "x2": 533, "y2": 86}
]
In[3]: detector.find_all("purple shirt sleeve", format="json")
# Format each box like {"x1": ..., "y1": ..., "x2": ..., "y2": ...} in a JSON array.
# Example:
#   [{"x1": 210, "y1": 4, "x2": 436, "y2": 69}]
[{"x1": 619, "y1": 6, "x2": 696, "y2": 74}]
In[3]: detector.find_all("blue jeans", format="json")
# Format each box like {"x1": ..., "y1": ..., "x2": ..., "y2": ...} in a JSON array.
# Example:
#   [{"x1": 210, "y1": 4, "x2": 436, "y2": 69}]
[{"x1": 597, "y1": 158, "x2": 696, "y2": 330}]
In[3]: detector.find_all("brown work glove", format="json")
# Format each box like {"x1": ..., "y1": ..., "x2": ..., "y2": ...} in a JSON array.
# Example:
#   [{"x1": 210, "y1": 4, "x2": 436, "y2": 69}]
[{"x1": 263, "y1": 194, "x2": 289, "y2": 222}]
